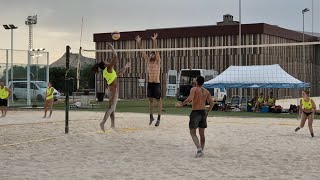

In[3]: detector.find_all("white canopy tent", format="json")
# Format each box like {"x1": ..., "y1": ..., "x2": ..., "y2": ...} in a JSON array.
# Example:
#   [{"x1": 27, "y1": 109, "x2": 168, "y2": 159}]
[{"x1": 203, "y1": 64, "x2": 309, "y2": 89}]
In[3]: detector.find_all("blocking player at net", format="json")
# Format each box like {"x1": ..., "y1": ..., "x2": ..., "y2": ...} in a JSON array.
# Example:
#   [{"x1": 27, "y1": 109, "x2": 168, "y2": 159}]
[{"x1": 135, "y1": 33, "x2": 163, "y2": 127}]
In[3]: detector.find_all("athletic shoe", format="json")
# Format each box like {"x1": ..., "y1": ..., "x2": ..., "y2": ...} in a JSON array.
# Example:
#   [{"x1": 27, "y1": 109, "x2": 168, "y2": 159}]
[
  {"x1": 149, "y1": 117, "x2": 154, "y2": 125},
  {"x1": 155, "y1": 119, "x2": 160, "y2": 127},
  {"x1": 294, "y1": 127, "x2": 300, "y2": 132},
  {"x1": 195, "y1": 150, "x2": 204, "y2": 158},
  {"x1": 311, "y1": 133, "x2": 314, "y2": 137}
]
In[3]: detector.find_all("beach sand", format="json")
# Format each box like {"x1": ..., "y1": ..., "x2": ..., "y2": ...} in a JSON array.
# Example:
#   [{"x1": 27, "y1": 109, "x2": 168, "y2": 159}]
[{"x1": 1, "y1": 110, "x2": 319, "y2": 180}]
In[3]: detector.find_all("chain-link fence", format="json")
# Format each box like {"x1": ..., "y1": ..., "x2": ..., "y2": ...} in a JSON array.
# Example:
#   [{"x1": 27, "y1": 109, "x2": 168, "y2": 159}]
[{"x1": 0, "y1": 49, "x2": 49, "y2": 107}]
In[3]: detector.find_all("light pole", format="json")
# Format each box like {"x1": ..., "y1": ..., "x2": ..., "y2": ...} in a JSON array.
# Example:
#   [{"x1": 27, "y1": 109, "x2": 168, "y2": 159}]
[
  {"x1": 3, "y1": 24, "x2": 18, "y2": 104},
  {"x1": 25, "y1": 15, "x2": 37, "y2": 106},
  {"x1": 30, "y1": 48, "x2": 45, "y2": 106},
  {"x1": 302, "y1": 8, "x2": 309, "y2": 83},
  {"x1": 32, "y1": 48, "x2": 45, "y2": 82}
]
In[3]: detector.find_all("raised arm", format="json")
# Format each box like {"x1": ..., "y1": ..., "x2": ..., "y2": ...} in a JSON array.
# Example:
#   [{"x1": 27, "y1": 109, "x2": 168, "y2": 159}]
[
  {"x1": 117, "y1": 62, "x2": 131, "y2": 76},
  {"x1": 151, "y1": 33, "x2": 160, "y2": 61},
  {"x1": 135, "y1": 35, "x2": 148, "y2": 60},
  {"x1": 106, "y1": 42, "x2": 117, "y2": 73}
]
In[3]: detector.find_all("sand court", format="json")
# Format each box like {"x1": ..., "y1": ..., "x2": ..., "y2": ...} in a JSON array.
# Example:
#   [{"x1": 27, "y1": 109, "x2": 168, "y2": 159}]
[{"x1": 1, "y1": 110, "x2": 320, "y2": 179}]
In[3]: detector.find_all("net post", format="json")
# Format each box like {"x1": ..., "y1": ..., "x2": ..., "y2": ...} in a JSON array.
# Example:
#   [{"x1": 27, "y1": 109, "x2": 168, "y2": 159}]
[{"x1": 65, "y1": 46, "x2": 70, "y2": 134}]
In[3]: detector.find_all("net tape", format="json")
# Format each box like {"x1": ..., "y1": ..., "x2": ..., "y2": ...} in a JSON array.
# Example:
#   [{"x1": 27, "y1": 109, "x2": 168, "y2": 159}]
[{"x1": 83, "y1": 41, "x2": 320, "y2": 52}]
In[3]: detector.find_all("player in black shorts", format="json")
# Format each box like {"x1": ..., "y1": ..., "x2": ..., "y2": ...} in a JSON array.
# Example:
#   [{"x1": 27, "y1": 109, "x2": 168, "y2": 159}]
[
  {"x1": 0, "y1": 82, "x2": 11, "y2": 117},
  {"x1": 136, "y1": 33, "x2": 162, "y2": 126},
  {"x1": 189, "y1": 110, "x2": 207, "y2": 129},
  {"x1": 176, "y1": 76, "x2": 214, "y2": 158},
  {"x1": 147, "y1": 83, "x2": 161, "y2": 99}
]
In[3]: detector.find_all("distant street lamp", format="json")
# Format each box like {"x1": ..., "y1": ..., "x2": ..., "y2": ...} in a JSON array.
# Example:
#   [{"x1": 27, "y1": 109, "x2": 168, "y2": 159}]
[
  {"x1": 30, "y1": 48, "x2": 45, "y2": 106},
  {"x1": 31, "y1": 48, "x2": 45, "y2": 81},
  {"x1": 302, "y1": 8, "x2": 309, "y2": 83},
  {"x1": 3, "y1": 24, "x2": 18, "y2": 104}
]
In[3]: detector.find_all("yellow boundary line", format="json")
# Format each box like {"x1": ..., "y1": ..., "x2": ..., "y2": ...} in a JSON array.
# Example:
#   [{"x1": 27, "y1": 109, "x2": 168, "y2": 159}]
[
  {"x1": 96, "y1": 127, "x2": 145, "y2": 134},
  {"x1": 0, "y1": 127, "x2": 149, "y2": 148},
  {"x1": 0, "y1": 118, "x2": 100, "y2": 127},
  {"x1": 0, "y1": 121, "x2": 314, "y2": 148}
]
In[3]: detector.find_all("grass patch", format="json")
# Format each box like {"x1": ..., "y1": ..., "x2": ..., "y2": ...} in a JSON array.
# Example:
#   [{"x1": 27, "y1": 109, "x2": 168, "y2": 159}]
[{"x1": 49, "y1": 98, "x2": 320, "y2": 119}]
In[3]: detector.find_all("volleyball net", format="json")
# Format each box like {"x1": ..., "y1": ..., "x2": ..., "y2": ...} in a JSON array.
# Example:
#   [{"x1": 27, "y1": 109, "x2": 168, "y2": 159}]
[{"x1": 78, "y1": 41, "x2": 320, "y2": 99}]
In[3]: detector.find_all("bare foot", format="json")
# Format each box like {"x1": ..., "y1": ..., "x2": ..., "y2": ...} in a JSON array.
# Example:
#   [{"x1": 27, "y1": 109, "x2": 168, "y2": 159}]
[
  {"x1": 111, "y1": 124, "x2": 115, "y2": 129},
  {"x1": 100, "y1": 122, "x2": 105, "y2": 132}
]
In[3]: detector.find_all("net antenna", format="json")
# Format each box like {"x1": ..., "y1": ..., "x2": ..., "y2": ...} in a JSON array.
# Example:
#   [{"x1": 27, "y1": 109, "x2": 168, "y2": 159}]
[{"x1": 77, "y1": 17, "x2": 84, "y2": 90}]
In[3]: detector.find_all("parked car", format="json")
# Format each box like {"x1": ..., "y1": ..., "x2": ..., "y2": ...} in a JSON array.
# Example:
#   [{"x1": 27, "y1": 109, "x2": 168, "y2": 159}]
[
  {"x1": 168, "y1": 69, "x2": 226, "y2": 102},
  {"x1": 8, "y1": 81, "x2": 61, "y2": 101}
]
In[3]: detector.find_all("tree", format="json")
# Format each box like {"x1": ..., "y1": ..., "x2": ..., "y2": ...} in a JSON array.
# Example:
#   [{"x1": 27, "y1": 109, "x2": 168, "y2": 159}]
[
  {"x1": 49, "y1": 67, "x2": 76, "y2": 95},
  {"x1": 80, "y1": 65, "x2": 95, "y2": 90}
]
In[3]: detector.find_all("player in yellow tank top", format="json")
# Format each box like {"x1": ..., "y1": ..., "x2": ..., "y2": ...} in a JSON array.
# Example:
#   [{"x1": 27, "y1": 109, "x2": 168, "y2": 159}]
[
  {"x1": 0, "y1": 81, "x2": 11, "y2": 117},
  {"x1": 92, "y1": 42, "x2": 130, "y2": 132},
  {"x1": 254, "y1": 93, "x2": 265, "y2": 112},
  {"x1": 43, "y1": 82, "x2": 54, "y2": 118},
  {"x1": 295, "y1": 90, "x2": 316, "y2": 137},
  {"x1": 266, "y1": 92, "x2": 276, "y2": 107}
]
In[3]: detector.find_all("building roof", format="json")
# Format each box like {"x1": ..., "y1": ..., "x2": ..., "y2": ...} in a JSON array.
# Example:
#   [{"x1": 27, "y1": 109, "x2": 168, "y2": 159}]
[
  {"x1": 94, "y1": 23, "x2": 318, "y2": 43},
  {"x1": 50, "y1": 53, "x2": 95, "y2": 69}
]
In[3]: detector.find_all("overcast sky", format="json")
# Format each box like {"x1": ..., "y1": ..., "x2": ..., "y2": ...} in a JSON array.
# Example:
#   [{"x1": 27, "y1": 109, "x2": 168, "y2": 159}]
[{"x1": 0, "y1": 0, "x2": 319, "y2": 63}]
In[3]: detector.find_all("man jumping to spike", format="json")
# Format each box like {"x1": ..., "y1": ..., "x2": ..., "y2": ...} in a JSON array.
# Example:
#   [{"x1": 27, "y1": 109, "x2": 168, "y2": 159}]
[{"x1": 136, "y1": 33, "x2": 162, "y2": 127}]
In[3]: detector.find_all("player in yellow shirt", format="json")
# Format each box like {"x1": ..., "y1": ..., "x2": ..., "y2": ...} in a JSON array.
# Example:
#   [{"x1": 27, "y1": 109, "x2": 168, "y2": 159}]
[
  {"x1": 0, "y1": 82, "x2": 11, "y2": 117},
  {"x1": 266, "y1": 92, "x2": 276, "y2": 107},
  {"x1": 92, "y1": 43, "x2": 130, "y2": 132},
  {"x1": 43, "y1": 82, "x2": 54, "y2": 118},
  {"x1": 295, "y1": 90, "x2": 316, "y2": 137},
  {"x1": 254, "y1": 93, "x2": 265, "y2": 112}
]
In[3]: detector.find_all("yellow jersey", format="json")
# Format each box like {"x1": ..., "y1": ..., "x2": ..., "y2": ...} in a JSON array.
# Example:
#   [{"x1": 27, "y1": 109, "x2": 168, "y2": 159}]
[
  {"x1": 258, "y1": 97, "x2": 264, "y2": 103},
  {"x1": 0, "y1": 86, "x2": 9, "y2": 99},
  {"x1": 268, "y1": 97, "x2": 275, "y2": 104},
  {"x1": 301, "y1": 98, "x2": 312, "y2": 110},
  {"x1": 46, "y1": 87, "x2": 54, "y2": 100},
  {"x1": 103, "y1": 68, "x2": 117, "y2": 85}
]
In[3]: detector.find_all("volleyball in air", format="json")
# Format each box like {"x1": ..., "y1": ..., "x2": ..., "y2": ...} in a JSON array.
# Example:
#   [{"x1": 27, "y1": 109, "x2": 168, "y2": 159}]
[{"x1": 111, "y1": 31, "x2": 120, "y2": 40}]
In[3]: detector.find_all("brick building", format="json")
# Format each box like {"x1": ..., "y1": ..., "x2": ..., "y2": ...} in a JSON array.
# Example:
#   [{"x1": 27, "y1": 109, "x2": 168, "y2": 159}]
[{"x1": 93, "y1": 15, "x2": 320, "y2": 99}]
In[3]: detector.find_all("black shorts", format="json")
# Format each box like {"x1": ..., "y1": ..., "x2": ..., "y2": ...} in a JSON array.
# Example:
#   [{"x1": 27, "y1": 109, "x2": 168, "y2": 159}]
[
  {"x1": 0, "y1": 99, "x2": 8, "y2": 106},
  {"x1": 147, "y1": 83, "x2": 161, "y2": 99},
  {"x1": 303, "y1": 111, "x2": 313, "y2": 117},
  {"x1": 189, "y1": 110, "x2": 207, "y2": 129}
]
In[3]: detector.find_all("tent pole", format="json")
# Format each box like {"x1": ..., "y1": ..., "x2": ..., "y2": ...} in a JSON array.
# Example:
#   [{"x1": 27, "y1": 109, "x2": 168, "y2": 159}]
[{"x1": 296, "y1": 89, "x2": 299, "y2": 119}]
